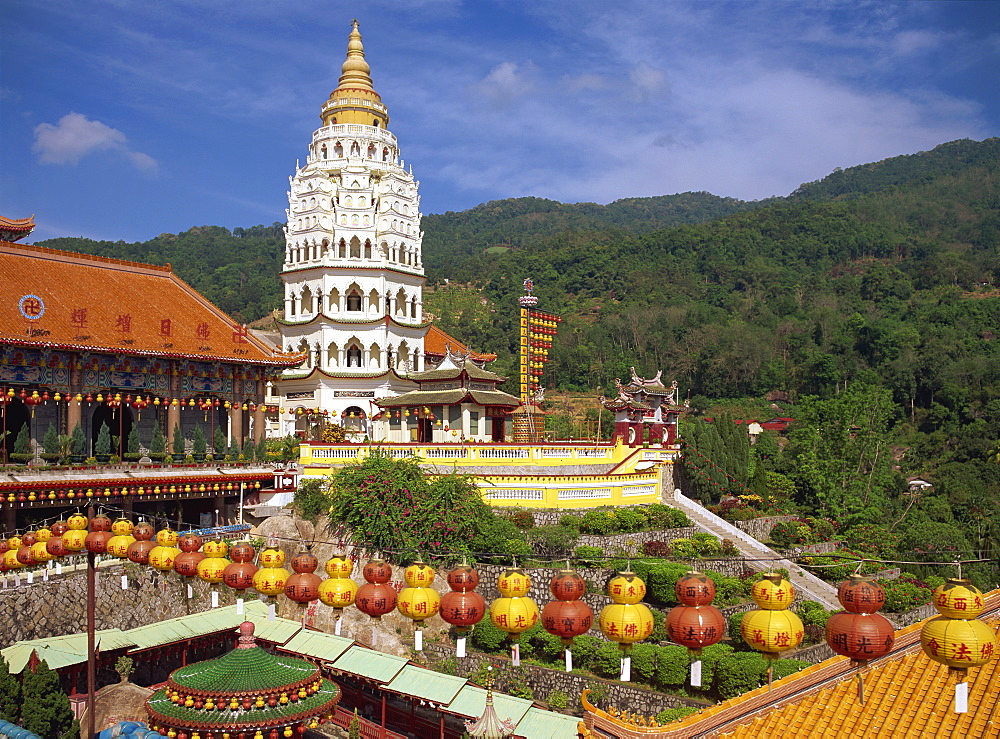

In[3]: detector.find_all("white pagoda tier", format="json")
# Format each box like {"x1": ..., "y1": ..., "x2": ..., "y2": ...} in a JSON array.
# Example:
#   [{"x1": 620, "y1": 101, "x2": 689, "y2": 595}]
[{"x1": 275, "y1": 21, "x2": 426, "y2": 437}]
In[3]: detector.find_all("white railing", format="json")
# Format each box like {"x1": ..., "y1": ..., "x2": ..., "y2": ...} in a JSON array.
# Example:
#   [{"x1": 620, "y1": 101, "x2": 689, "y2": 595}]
[
  {"x1": 477, "y1": 448, "x2": 531, "y2": 460},
  {"x1": 576, "y1": 449, "x2": 611, "y2": 458},
  {"x1": 312, "y1": 123, "x2": 397, "y2": 146},
  {"x1": 486, "y1": 489, "x2": 544, "y2": 501},
  {"x1": 423, "y1": 448, "x2": 469, "y2": 459},
  {"x1": 558, "y1": 488, "x2": 612, "y2": 500},
  {"x1": 540, "y1": 448, "x2": 574, "y2": 458},
  {"x1": 623, "y1": 485, "x2": 656, "y2": 497},
  {"x1": 312, "y1": 448, "x2": 363, "y2": 459}
]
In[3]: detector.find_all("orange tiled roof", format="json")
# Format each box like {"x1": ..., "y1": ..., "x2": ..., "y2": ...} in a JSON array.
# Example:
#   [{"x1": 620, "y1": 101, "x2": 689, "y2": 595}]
[
  {"x1": 664, "y1": 590, "x2": 1000, "y2": 738},
  {"x1": 0, "y1": 241, "x2": 302, "y2": 366},
  {"x1": 424, "y1": 324, "x2": 497, "y2": 361},
  {"x1": 0, "y1": 216, "x2": 35, "y2": 242}
]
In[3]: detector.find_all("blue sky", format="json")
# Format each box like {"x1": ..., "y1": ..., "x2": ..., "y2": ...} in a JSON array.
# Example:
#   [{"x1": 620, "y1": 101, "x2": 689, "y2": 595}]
[{"x1": 2, "y1": 0, "x2": 998, "y2": 243}]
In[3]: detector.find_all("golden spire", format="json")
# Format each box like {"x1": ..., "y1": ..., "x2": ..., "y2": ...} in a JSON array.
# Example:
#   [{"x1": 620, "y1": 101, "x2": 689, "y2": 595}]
[{"x1": 338, "y1": 19, "x2": 373, "y2": 91}]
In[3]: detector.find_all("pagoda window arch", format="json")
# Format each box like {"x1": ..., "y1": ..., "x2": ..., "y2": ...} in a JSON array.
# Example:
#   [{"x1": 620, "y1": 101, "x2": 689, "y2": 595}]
[
  {"x1": 321, "y1": 238, "x2": 329, "y2": 256},
  {"x1": 309, "y1": 197, "x2": 316, "y2": 209},
  {"x1": 338, "y1": 238, "x2": 347, "y2": 258},
  {"x1": 363, "y1": 215, "x2": 370, "y2": 227},
  {"x1": 326, "y1": 342, "x2": 340, "y2": 367},
  {"x1": 334, "y1": 141, "x2": 343, "y2": 157},
  {"x1": 397, "y1": 340, "x2": 410, "y2": 369},
  {"x1": 350, "y1": 141, "x2": 360, "y2": 156},
  {"x1": 351, "y1": 214, "x2": 359, "y2": 226},
  {"x1": 359, "y1": 196, "x2": 367, "y2": 207},
  {"x1": 340, "y1": 214, "x2": 347, "y2": 226},
  {"x1": 364, "y1": 239, "x2": 372, "y2": 259},
  {"x1": 301, "y1": 286, "x2": 314, "y2": 314},
  {"x1": 410, "y1": 297, "x2": 418, "y2": 319},
  {"x1": 328, "y1": 287, "x2": 341, "y2": 312},
  {"x1": 380, "y1": 241, "x2": 389, "y2": 260},
  {"x1": 368, "y1": 288, "x2": 380, "y2": 313},
  {"x1": 345, "y1": 195, "x2": 353, "y2": 207},
  {"x1": 287, "y1": 292, "x2": 297, "y2": 317},
  {"x1": 297, "y1": 338, "x2": 311, "y2": 368},
  {"x1": 395, "y1": 288, "x2": 407, "y2": 316},
  {"x1": 349, "y1": 236, "x2": 361, "y2": 258},
  {"x1": 368, "y1": 342, "x2": 382, "y2": 368},
  {"x1": 346, "y1": 342, "x2": 363, "y2": 367},
  {"x1": 321, "y1": 144, "x2": 328, "y2": 159},
  {"x1": 346, "y1": 285, "x2": 363, "y2": 312},
  {"x1": 367, "y1": 144, "x2": 376, "y2": 158},
  {"x1": 373, "y1": 118, "x2": 380, "y2": 127},
  {"x1": 382, "y1": 147, "x2": 389, "y2": 161}
]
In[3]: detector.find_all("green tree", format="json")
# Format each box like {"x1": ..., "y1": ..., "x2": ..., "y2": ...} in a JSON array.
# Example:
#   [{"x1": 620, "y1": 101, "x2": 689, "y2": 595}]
[
  {"x1": 42, "y1": 424, "x2": 59, "y2": 456},
  {"x1": 0, "y1": 658, "x2": 20, "y2": 723},
  {"x1": 69, "y1": 423, "x2": 86, "y2": 455},
  {"x1": 20, "y1": 660, "x2": 77, "y2": 739},
  {"x1": 126, "y1": 426, "x2": 141, "y2": 457},
  {"x1": 192, "y1": 425, "x2": 207, "y2": 456},
  {"x1": 172, "y1": 425, "x2": 186, "y2": 456},
  {"x1": 213, "y1": 426, "x2": 227, "y2": 456},
  {"x1": 95, "y1": 424, "x2": 112, "y2": 456},
  {"x1": 13, "y1": 425, "x2": 30, "y2": 456},
  {"x1": 149, "y1": 424, "x2": 166, "y2": 457}
]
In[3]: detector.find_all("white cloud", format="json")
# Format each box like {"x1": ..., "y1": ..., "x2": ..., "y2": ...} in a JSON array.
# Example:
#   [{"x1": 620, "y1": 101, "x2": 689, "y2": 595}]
[
  {"x1": 33, "y1": 112, "x2": 157, "y2": 172},
  {"x1": 471, "y1": 61, "x2": 537, "y2": 107}
]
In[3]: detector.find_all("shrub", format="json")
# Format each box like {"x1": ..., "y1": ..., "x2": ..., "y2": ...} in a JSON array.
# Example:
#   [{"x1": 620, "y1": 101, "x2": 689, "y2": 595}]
[
  {"x1": 646, "y1": 503, "x2": 691, "y2": 529},
  {"x1": 713, "y1": 652, "x2": 765, "y2": 698},
  {"x1": 547, "y1": 690, "x2": 569, "y2": 709},
  {"x1": 794, "y1": 600, "x2": 831, "y2": 629},
  {"x1": 568, "y1": 635, "x2": 601, "y2": 670},
  {"x1": 172, "y1": 425, "x2": 185, "y2": 456},
  {"x1": 470, "y1": 618, "x2": 508, "y2": 653},
  {"x1": 808, "y1": 517, "x2": 838, "y2": 542},
  {"x1": 94, "y1": 424, "x2": 111, "y2": 456},
  {"x1": 629, "y1": 644, "x2": 659, "y2": 684},
  {"x1": 879, "y1": 578, "x2": 932, "y2": 612},
  {"x1": 590, "y1": 640, "x2": 625, "y2": 678},
  {"x1": 573, "y1": 545, "x2": 605, "y2": 567},
  {"x1": 126, "y1": 426, "x2": 140, "y2": 456},
  {"x1": 721, "y1": 538, "x2": 739, "y2": 556},
  {"x1": 69, "y1": 424, "x2": 86, "y2": 455},
  {"x1": 653, "y1": 645, "x2": 690, "y2": 687},
  {"x1": 295, "y1": 479, "x2": 331, "y2": 522},
  {"x1": 580, "y1": 509, "x2": 619, "y2": 535},
  {"x1": 643, "y1": 563, "x2": 693, "y2": 604},
  {"x1": 669, "y1": 538, "x2": 699, "y2": 558},
  {"x1": 769, "y1": 520, "x2": 814, "y2": 548},
  {"x1": 728, "y1": 612, "x2": 747, "y2": 647},
  {"x1": 559, "y1": 514, "x2": 582, "y2": 531},
  {"x1": 656, "y1": 707, "x2": 700, "y2": 724},
  {"x1": 510, "y1": 509, "x2": 536, "y2": 530},
  {"x1": 843, "y1": 524, "x2": 900, "y2": 557},
  {"x1": 703, "y1": 571, "x2": 745, "y2": 606},
  {"x1": 42, "y1": 425, "x2": 59, "y2": 456},
  {"x1": 527, "y1": 524, "x2": 579, "y2": 556},
  {"x1": 692, "y1": 532, "x2": 721, "y2": 557},
  {"x1": 213, "y1": 426, "x2": 227, "y2": 456},
  {"x1": 642, "y1": 540, "x2": 672, "y2": 557},
  {"x1": 615, "y1": 508, "x2": 646, "y2": 532},
  {"x1": 192, "y1": 425, "x2": 207, "y2": 456}
]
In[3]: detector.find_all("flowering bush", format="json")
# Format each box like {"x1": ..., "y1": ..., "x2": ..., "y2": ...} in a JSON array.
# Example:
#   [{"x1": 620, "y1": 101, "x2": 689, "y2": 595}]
[
  {"x1": 642, "y1": 540, "x2": 672, "y2": 557},
  {"x1": 769, "y1": 520, "x2": 815, "y2": 548},
  {"x1": 842, "y1": 524, "x2": 900, "y2": 557},
  {"x1": 879, "y1": 577, "x2": 933, "y2": 613}
]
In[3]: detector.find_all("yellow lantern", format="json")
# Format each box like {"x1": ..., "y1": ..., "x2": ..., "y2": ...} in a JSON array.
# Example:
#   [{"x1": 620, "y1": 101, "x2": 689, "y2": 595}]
[
  {"x1": 253, "y1": 565, "x2": 290, "y2": 597},
  {"x1": 62, "y1": 529, "x2": 88, "y2": 552},
  {"x1": 599, "y1": 571, "x2": 654, "y2": 681},
  {"x1": 4, "y1": 550, "x2": 23, "y2": 570},
  {"x1": 750, "y1": 574, "x2": 795, "y2": 610},
  {"x1": 398, "y1": 561, "x2": 440, "y2": 651},
  {"x1": 149, "y1": 546, "x2": 179, "y2": 572},
  {"x1": 324, "y1": 555, "x2": 353, "y2": 578},
  {"x1": 203, "y1": 539, "x2": 229, "y2": 558},
  {"x1": 31, "y1": 541, "x2": 55, "y2": 563},
  {"x1": 318, "y1": 576, "x2": 358, "y2": 609},
  {"x1": 156, "y1": 528, "x2": 179, "y2": 547},
  {"x1": 67, "y1": 514, "x2": 88, "y2": 530},
  {"x1": 259, "y1": 548, "x2": 286, "y2": 567},
  {"x1": 106, "y1": 533, "x2": 137, "y2": 559},
  {"x1": 489, "y1": 567, "x2": 539, "y2": 666},
  {"x1": 7, "y1": 536, "x2": 22, "y2": 550},
  {"x1": 922, "y1": 577, "x2": 997, "y2": 713},
  {"x1": 35, "y1": 527, "x2": 52, "y2": 542},
  {"x1": 198, "y1": 555, "x2": 229, "y2": 584},
  {"x1": 741, "y1": 572, "x2": 804, "y2": 683},
  {"x1": 111, "y1": 518, "x2": 134, "y2": 536}
]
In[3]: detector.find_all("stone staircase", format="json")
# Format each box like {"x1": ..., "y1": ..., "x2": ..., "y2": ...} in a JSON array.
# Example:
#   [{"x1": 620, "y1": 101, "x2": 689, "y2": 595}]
[{"x1": 667, "y1": 487, "x2": 840, "y2": 610}]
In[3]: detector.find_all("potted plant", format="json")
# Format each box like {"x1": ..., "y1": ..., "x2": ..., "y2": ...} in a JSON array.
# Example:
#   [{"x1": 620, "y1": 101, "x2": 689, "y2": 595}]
[
  {"x1": 94, "y1": 423, "x2": 112, "y2": 463},
  {"x1": 41, "y1": 424, "x2": 61, "y2": 464},
  {"x1": 171, "y1": 425, "x2": 186, "y2": 462},
  {"x1": 124, "y1": 426, "x2": 142, "y2": 462},
  {"x1": 149, "y1": 424, "x2": 166, "y2": 462},
  {"x1": 69, "y1": 423, "x2": 86, "y2": 463},
  {"x1": 192, "y1": 425, "x2": 207, "y2": 461},
  {"x1": 214, "y1": 426, "x2": 227, "y2": 460},
  {"x1": 10, "y1": 425, "x2": 32, "y2": 464}
]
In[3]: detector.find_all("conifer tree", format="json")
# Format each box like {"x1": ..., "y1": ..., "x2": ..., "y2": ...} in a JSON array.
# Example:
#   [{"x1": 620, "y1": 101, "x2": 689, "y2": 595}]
[
  {"x1": 213, "y1": 426, "x2": 227, "y2": 456},
  {"x1": 94, "y1": 424, "x2": 112, "y2": 456},
  {"x1": 172, "y1": 425, "x2": 186, "y2": 457},
  {"x1": 0, "y1": 658, "x2": 20, "y2": 723},
  {"x1": 42, "y1": 424, "x2": 59, "y2": 456},
  {"x1": 127, "y1": 426, "x2": 141, "y2": 456},
  {"x1": 13, "y1": 425, "x2": 29, "y2": 456},
  {"x1": 20, "y1": 660, "x2": 76, "y2": 738},
  {"x1": 149, "y1": 424, "x2": 166, "y2": 457}
]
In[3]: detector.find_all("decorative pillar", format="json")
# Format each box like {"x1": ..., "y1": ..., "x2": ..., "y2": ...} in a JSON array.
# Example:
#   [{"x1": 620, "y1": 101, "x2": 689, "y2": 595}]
[
  {"x1": 254, "y1": 407, "x2": 266, "y2": 443},
  {"x1": 230, "y1": 405, "x2": 242, "y2": 446}
]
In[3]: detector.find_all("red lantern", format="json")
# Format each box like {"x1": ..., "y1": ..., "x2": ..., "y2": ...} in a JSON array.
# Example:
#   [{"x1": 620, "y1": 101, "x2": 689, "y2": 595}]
[
  {"x1": 85, "y1": 530, "x2": 112, "y2": 555},
  {"x1": 223, "y1": 561, "x2": 258, "y2": 592},
  {"x1": 826, "y1": 576, "x2": 895, "y2": 664},
  {"x1": 285, "y1": 551, "x2": 322, "y2": 603},
  {"x1": 440, "y1": 565, "x2": 486, "y2": 657},
  {"x1": 132, "y1": 521, "x2": 155, "y2": 541},
  {"x1": 50, "y1": 521, "x2": 69, "y2": 537},
  {"x1": 675, "y1": 571, "x2": 716, "y2": 606},
  {"x1": 230, "y1": 542, "x2": 256, "y2": 563},
  {"x1": 178, "y1": 533, "x2": 203, "y2": 553},
  {"x1": 356, "y1": 561, "x2": 397, "y2": 620},
  {"x1": 46, "y1": 536, "x2": 70, "y2": 558},
  {"x1": 542, "y1": 569, "x2": 593, "y2": 671},
  {"x1": 665, "y1": 605, "x2": 727, "y2": 651},
  {"x1": 837, "y1": 575, "x2": 887, "y2": 614},
  {"x1": 174, "y1": 551, "x2": 205, "y2": 578},
  {"x1": 127, "y1": 539, "x2": 157, "y2": 565}
]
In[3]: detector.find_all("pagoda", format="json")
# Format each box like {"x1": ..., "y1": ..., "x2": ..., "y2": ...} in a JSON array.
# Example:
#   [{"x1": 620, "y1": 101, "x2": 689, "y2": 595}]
[
  {"x1": 599, "y1": 368, "x2": 689, "y2": 447},
  {"x1": 144, "y1": 622, "x2": 341, "y2": 739},
  {"x1": 275, "y1": 21, "x2": 426, "y2": 437}
]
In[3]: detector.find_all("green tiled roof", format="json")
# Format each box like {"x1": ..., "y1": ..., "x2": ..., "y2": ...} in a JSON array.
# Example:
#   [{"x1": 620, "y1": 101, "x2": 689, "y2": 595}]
[
  {"x1": 442, "y1": 685, "x2": 533, "y2": 724},
  {"x1": 280, "y1": 630, "x2": 353, "y2": 664},
  {"x1": 170, "y1": 646, "x2": 317, "y2": 694},
  {"x1": 383, "y1": 664, "x2": 466, "y2": 704},
  {"x1": 146, "y1": 680, "x2": 339, "y2": 730},
  {"x1": 468, "y1": 389, "x2": 520, "y2": 406},
  {"x1": 328, "y1": 646, "x2": 407, "y2": 684},
  {"x1": 512, "y1": 708, "x2": 584, "y2": 738},
  {"x1": 125, "y1": 602, "x2": 299, "y2": 651},
  {"x1": 1, "y1": 629, "x2": 136, "y2": 673}
]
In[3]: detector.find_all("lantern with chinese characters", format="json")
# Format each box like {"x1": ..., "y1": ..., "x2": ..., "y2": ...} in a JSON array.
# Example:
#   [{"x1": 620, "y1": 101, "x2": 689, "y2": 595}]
[
  {"x1": 149, "y1": 540, "x2": 179, "y2": 573},
  {"x1": 62, "y1": 526, "x2": 88, "y2": 553},
  {"x1": 825, "y1": 575, "x2": 895, "y2": 704},
  {"x1": 126, "y1": 520, "x2": 158, "y2": 565},
  {"x1": 111, "y1": 518, "x2": 134, "y2": 536},
  {"x1": 318, "y1": 554, "x2": 357, "y2": 636},
  {"x1": 254, "y1": 548, "x2": 291, "y2": 617},
  {"x1": 440, "y1": 565, "x2": 486, "y2": 657},
  {"x1": 599, "y1": 571, "x2": 654, "y2": 681},
  {"x1": 84, "y1": 528, "x2": 112, "y2": 555},
  {"x1": 921, "y1": 577, "x2": 997, "y2": 713},
  {"x1": 286, "y1": 552, "x2": 322, "y2": 604},
  {"x1": 67, "y1": 513, "x2": 88, "y2": 531},
  {"x1": 178, "y1": 533, "x2": 203, "y2": 553},
  {"x1": 666, "y1": 571, "x2": 726, "y2": 687},
  {"x1": 741, "y1": 573, "x2": 803, "y2": 685},
  {"x1": 489, "y1": 567, "x2": 539, "y2": 666},
  {"x1": 156, "y1": 527, "x2": 179, "y2": 547},
  {"x1": 106, "y1": 522, "x2": 137, "y2": 559},
  {"x1": 541, "y1": 569, "x2": 593, "y2": 672},
  {"x1": 45, "y1": 533, "x2": 70, "y2": 559},
  {"x1": 356, "y1": 559, "x2": 397, "y2": 622},
  {"x1": 197, "y1": 541, "x2": 230, "y2": 608},
  {"x1": 398, "y1": 561, "x2": 440, "y2": 651},
  {"x1": 223, "y1": 542, "x2": 258, "y2": 613}
]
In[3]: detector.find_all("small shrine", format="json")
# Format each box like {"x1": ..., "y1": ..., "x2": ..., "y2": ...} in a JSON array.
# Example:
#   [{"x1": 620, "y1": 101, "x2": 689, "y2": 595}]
[
  {"x1": 144, "y1": 621, "x2": 341, "y2": 738},
  {"x1": 599, "y1": 368, "x2": 689, "y2": 447}
]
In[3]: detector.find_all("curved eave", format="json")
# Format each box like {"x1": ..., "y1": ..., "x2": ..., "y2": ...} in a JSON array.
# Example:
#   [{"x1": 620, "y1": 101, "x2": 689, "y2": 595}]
[
  {"x1": 281, "y1": 264, "x2": 425, "y2": 280},
  {"x1": 281, "y1": 367, "x2": 408, "y2": 381},
  {"x1": 0, "y1": 337, "x2": 304, "y2": 368},
  {"x1": 277, "y1": 314, "x2": 430, "y2": 331}
]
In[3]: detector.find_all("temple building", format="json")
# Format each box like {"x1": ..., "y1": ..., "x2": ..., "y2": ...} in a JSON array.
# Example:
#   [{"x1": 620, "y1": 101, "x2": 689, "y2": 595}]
[
  {"x1": 274, "y1": 21, "x2": 429, "y2": 434},
  {"x1": 599, "y1": 368, "x2": 689, "y2": 447}
]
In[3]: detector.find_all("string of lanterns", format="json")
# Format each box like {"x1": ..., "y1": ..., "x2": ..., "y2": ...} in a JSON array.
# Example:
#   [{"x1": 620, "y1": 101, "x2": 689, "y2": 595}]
[{"x1": 3, "y1": 517, "x2": 997, "y2": 703}]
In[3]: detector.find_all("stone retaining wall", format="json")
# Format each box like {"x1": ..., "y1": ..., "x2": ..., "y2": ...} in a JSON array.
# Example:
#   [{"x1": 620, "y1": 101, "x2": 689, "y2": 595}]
[
  {"x1": 0, "y1": 559, "x2": 236, "y2": 649},
  {"x1": 576, "y1": 527, "x2": 699, "y2": 555},
  {"x1": 734, "y1": 515, "x2": 797, "y2": 541}
]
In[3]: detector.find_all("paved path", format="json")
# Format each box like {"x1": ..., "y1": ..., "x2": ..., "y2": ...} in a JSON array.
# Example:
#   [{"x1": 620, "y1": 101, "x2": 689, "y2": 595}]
[{"x1": 668, "y1": 487, "x2": 840, "y2": 610}]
